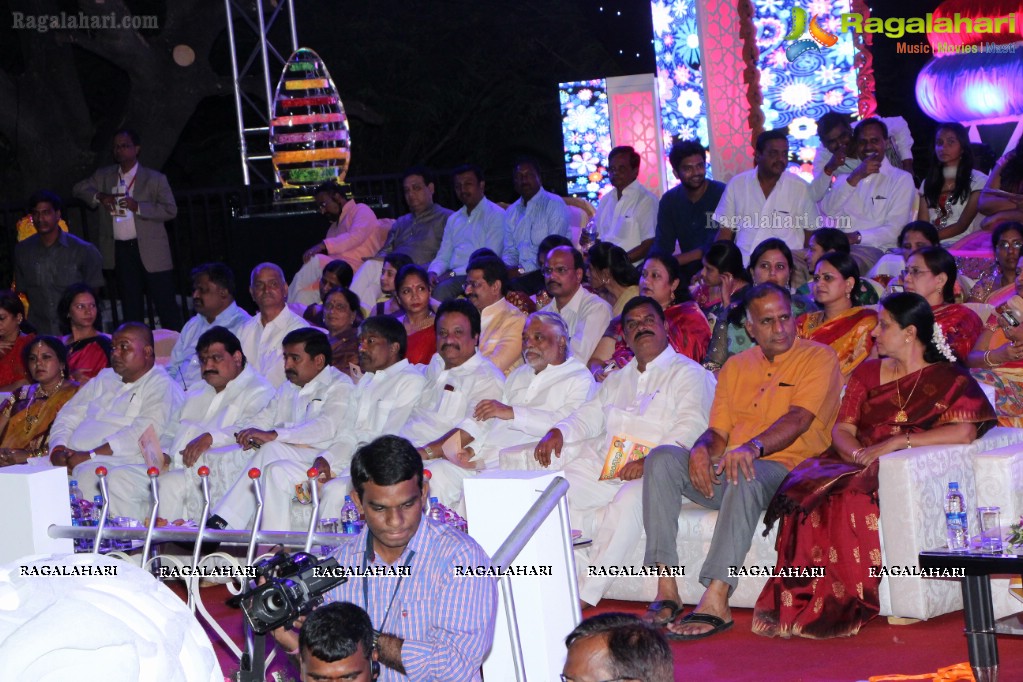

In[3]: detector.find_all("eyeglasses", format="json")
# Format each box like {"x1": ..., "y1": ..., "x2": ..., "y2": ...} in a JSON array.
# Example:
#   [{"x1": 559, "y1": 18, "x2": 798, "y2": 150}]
[
  {"x1": 900, "y1": 267, "x2": 928, "y2": 279},
  {"x1": 323, "y1": 303, "x2": 350, "y2": 312},
  {"x1": 997, "y1": 240, "x2": 1023, "y2": 251},
  {"x1": 542, "y1": 265, "x2": 573, "y2": 277},
  {"x1": 464, "y1": 279, "x2": 487, "y2": 290}
]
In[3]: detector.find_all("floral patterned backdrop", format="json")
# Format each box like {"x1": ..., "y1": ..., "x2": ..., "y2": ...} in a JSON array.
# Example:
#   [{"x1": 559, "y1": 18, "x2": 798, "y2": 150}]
[
  {"x1": 753, "y1": 0, "x2": 860, "y2": 179},
  {"x1": 651, "y1": 0, "x2": 711, "y2": 184},
  {"x1": 559, "y1": 79, "x2": 612, "y2": 203}
]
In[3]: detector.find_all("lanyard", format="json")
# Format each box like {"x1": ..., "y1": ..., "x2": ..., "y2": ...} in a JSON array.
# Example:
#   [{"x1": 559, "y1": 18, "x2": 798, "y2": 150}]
[
  {"x1": 118, "y1": 173, "x2": 137, "y2": 197},
  {"x1": 361, "y1": 532, "x2": 415, "y2": 633}
]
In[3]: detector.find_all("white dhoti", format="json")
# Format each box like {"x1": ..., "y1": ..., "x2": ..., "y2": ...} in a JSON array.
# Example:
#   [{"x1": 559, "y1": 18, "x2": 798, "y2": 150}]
[
  {"x1": 564, "y1": 456, "x2": 645, "y2": 607},
  {"x1": 288, "y1": 254, "x2": 336, "y2": 307},
  {"x1": 350, "y1": 259, "x2": 384, "y2": 315},
  {"x1": 212, "y1": 442, "x2": 322, "y2": 531},
  {"x1": 423, "y1": 459, "x2": 477, "y2": 516},
  {"x1": 72, "y1": 455, "x2": 141, "y2": 505}
]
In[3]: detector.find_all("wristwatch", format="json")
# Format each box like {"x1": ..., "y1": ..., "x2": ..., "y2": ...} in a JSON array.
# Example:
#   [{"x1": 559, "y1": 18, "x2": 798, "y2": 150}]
[
  {"x1": 748, "y1": 438, "x2": 765, "y2": 458},
  {"x1": 372, "y1": 629, "x2": 381, "y2": 652}
]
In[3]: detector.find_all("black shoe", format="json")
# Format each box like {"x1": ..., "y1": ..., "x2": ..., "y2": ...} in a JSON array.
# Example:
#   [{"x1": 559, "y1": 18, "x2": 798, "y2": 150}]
[{"x1": 198, "y1": 514, "x2": 229, "y2": 554}]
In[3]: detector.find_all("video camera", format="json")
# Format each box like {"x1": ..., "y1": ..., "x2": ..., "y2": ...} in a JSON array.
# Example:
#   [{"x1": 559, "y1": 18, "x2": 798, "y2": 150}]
[{"x1": 229, "y1": 551, "x2": 347, "y2": 634}]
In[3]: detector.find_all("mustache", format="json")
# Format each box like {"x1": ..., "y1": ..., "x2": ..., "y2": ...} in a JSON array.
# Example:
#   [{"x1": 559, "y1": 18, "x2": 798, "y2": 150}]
[
  {"x1": 633, "y1": 330, "x2": 653, "y2": 340},
  {"x1": 441, "y1": 343, "x2": 459, "y2": 351},
  {"x1": 285, "y1": 369, "x2": 297, "y2": 378},
  {"x1": 203, "y1": 370, "x2": 219, "y2": 376}
]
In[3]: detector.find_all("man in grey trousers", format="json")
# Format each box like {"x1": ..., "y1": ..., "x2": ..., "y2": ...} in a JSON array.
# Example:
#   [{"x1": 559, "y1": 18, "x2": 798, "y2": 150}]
[{"x1": 640, "y1": 283, "x2": 843, "y2": 639}]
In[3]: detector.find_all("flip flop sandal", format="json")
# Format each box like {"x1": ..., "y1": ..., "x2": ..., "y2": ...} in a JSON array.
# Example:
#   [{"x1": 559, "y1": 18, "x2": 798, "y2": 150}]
[
  {"x1": 665, "y1": 612, "x2": 734, "y2": 640},
  {"x1": 642, "y1": 599, "x2": 683, "y2": 627}
]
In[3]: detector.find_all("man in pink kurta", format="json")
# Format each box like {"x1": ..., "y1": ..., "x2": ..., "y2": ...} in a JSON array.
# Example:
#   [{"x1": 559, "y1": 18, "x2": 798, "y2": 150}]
[{"x1": 288, "y1": 181, "x2": 385, "y2": 306}]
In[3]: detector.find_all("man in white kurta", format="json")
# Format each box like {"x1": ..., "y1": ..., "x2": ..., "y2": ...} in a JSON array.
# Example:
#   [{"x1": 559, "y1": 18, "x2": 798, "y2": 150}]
[
  {"x1": 291, "y1": 315, "x2": 428, "y2": 518},
  {"x1": 209, "y1": 329, "x2": 355, "y2": 531},
  {"x1": 108, "y1": 327, "x2": 276, "y2": 521},
  {"x1": 166, "y1": 263, "x2": 251, "y2": 390},
  {"x1": 430, "y1": 311, "x2": 596, "y2": 515},
  {"x1": 539, "y1": 246, "x2": 612, "y2": 362},
  {"x1": 427, "y1": 165, "x2": 507, "y2": 301},
  {"x1": 465, "y1": 255, "x2": 526, "y2": 374},
  {"x1": 394, "y1": 301, "x2": 507, "y2": 509},
  {"x1": 50, "y1": 323, "x2": 185, "y2": 501},
  {"x1": 595, "y1": 146, "x2": 658, "y2": 260},
  {"x1": 536, "y1": 297, "x2": 716, "y2": 606},
  {"x1": 237, "y1": 263, "x2": 313, "y2": 387},
  {"x1": 713, "y1": 131, "x2": 820, "y2": 264},
  {"x1": 819, "y1": 118, "x2": 918, "y2": 250}
]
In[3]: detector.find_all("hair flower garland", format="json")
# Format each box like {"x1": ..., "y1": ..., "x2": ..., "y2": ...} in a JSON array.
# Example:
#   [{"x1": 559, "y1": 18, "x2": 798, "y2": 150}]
[{"x1": 932, "y1": 323, "x2": 956, "y2": 362}]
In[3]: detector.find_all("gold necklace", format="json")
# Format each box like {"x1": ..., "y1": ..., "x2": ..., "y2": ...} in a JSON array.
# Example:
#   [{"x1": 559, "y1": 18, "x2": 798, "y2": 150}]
[
  {"x1": 894, "y1": 366, "x2": 922, "y2": 423},
  {"x1": 24, "y1": 379, "x2": 63, "y2": 433}
]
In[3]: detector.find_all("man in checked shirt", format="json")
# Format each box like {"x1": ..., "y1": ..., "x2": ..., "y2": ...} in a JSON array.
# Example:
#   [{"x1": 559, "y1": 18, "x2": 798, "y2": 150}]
[{"x1": 271, "y1": 435, "x2": 497, "y2": 680}]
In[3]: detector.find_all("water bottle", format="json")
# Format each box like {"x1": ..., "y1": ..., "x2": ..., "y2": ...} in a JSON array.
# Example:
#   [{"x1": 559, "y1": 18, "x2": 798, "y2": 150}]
[
  {"x1": 945, "y1": 482, "x2": 969, "y2": 552},
  {"x1": 427, "y1": 497, "x2": 446, "y2": 524},
  {"x1": 339, "y1": 496, "x2": 360, "y2": 534},
  {"x1": 579, "y1": 219, "x2": 598, "y2": 251}
]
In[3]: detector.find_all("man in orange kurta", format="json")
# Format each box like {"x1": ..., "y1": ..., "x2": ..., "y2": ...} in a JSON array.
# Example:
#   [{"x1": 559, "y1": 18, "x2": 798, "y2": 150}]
[{"x1": 640, "y1": 282, "x2": 843, "y2": 639}]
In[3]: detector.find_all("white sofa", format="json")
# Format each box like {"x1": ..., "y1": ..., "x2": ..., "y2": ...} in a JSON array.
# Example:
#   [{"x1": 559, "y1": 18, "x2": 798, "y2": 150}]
[{"x1": 597, "y1": 427, "x2": 1023, "y2": 620}]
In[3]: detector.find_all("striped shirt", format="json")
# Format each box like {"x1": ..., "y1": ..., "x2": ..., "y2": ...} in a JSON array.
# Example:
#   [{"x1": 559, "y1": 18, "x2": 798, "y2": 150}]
[{"x1": 324, "y1": 518, "x2": 497, "y2": 681}]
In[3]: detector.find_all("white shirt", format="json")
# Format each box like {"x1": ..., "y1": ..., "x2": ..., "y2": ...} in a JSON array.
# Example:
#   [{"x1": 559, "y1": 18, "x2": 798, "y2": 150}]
[
  {"x1": 111, "y1": 162, "x2": 139, "y2": 240},
  {"x1": 321, "y1": 359, "x2": 428, "y2": 472},
  {"x1": 820, "y1": 157, "x2": 918, "y2": 250},
  {"x1": 399, "y1": 352, "x2": 506, "y2": 446},
  {"x1": 251, "y1": 365, "x2": 355, "y2": 462},
  {"x1": 712, "y1": 168, "x2": 820, "y2": 265},
  {"x1": 236, "y1": 306, "x2": 312, "y2": 387},
  {"x1": 554, "y1": 346, "x2": 716, "y2": 466},
  {"x1": 167, "y1": 365, "x2": 276, "y2": 462},
  {"x1": 541, "y1": 287, "x2": 612, "y2": 362},
  {"x1": 594, "y1": 181, "x2": 658, "y2": 252},
  {"x1": 428, "y1": 198, "x2": 507, "y2": 276},
  {"x1": 502, "y1": 189, "x2": 571, "y2": 268},
  {"x1": 166, "y1": 301, "x2": 252, "y2": 390},
  {"x1": 464, "y1": 356, "x2": 595, "y2": 465},
  {"x1": 50, "y1": 365, "x2": 185, "y2": 458},
  {"x1": 919, "y1": 169, "x2": 988, "y2": 244}
]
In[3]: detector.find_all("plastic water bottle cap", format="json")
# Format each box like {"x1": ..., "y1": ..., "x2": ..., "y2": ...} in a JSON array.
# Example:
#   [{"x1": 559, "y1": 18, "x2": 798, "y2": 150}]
[
  {"x1": 949, "y1": 482, "x2": 959, "y2": 489},
  {"x1": 70, "y1": 480, "x2": 78, "y2": 486},
  {"x1": 307, "y1": 467, "x2": 319, "y2": 478},
  {"x1": 248, "y1": 468, "x2": 261, "y2": 479},
  {"x1": 197, "y1": 466, "x2": 210, "y2": 477},
  {"x1": 95, "y1": 466, "x2": 108, "y2": 477},
  {"x1": 147, "y1": 467, "x2": 160, "y2": 477},
  {"x1": 430, "y1": 497, "x2": 439, "y2": 504},
  {"x1": 344, "y1": 496, "x2": 352, "y2": 503},
  {"x1": 423, "y1": 470, "x2": 432, "y2": 480}
]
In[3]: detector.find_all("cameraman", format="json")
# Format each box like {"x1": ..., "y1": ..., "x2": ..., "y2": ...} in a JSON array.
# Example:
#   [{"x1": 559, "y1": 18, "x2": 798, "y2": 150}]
[
  {"x1": 272, "y1": 435, "x2": 497, "y2": 681},
  {"x1": 298, "y1": 602, "x2": 378, "y2": 682}
]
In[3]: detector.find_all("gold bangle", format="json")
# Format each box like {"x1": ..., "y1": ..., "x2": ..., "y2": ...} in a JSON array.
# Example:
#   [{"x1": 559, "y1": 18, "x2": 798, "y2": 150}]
[{"x1": 984, "y1": 349, "x2": 997, "y2": 367}]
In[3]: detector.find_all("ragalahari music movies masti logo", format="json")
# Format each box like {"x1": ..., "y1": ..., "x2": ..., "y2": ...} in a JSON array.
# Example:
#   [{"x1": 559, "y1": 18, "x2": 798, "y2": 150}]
[{"x1": 784, "y1": 6, "x2": 839, "y2": 64}]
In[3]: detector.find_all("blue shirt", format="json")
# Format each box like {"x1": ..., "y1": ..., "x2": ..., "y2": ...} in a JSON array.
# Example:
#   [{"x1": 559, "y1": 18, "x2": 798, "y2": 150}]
[
  {"x1": 502, "y1": 189, "x2": 570, "y2": 268},
  {"x1": 324, "y1": 518, "x2": 497, "y2": 681},
  {"x1": 428, "y1": 198, "x2": 507, "y2": 276},
  {"x1": 166, "y1": 301, "x2": 251, "y2": 389},
  {"x1": 652, "y1": 180, "x2": 726, "y2": 259}
]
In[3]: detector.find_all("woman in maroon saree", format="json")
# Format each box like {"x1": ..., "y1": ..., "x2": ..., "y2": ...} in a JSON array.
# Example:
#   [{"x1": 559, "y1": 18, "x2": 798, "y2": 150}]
[{"x1": 753, "y1": 292, "x2": 995, "y2": 639}]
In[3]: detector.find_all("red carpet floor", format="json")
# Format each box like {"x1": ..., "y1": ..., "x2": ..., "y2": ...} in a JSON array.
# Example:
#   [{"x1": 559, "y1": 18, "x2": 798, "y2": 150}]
[{"x1": 172, "y1": 584, "x2": 1023, "y2": 681}]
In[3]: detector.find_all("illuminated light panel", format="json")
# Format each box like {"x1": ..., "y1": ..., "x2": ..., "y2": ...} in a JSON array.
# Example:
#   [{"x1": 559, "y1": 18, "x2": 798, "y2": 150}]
[
  {"x1": 916, "y1": 48, "x2": 1023, "y2": 124},
  {"x1": 651, "y1": 0, "x2": 711, "y2": 184},
  {"x1": 753, "y1": 0, "x2": 859, "y2": 179},
  {"x1": 559, "y1": 79, "x2": 612, "y2": 203}
]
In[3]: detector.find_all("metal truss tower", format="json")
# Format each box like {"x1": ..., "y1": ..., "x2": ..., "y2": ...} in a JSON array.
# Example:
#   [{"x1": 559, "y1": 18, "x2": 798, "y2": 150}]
[{"x1": 224, "y1": 0, "x2": 299, "y2": 186}]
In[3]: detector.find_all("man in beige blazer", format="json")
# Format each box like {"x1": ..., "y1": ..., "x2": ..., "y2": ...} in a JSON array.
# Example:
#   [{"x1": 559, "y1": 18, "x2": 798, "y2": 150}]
[{"x1": 74, "y1": 129, "x2": 182, "y2": 329}]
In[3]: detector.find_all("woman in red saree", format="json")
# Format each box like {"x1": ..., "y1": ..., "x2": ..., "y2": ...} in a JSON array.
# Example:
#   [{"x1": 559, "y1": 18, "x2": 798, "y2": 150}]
[
  {"x1": 753, "y1": 292, "x2": 995, "y2": 639},
  {"x1": 966, "y1": 269, "x2": 1023, "y2": 427},
  {"x1": 903, "y1": 246, "x2": 982, "y2": 362},
  {"x1": 797, "y1": 251, "x2": 877, "y2": 380},
  {"x1": 588, "y1": 253, "x2": 709, "y2": 379},
  {"x1": 394, "y1": 264, "x2": 436, "y2": 365}
]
